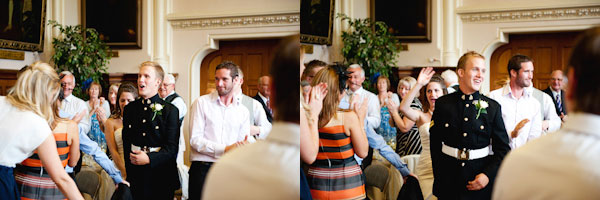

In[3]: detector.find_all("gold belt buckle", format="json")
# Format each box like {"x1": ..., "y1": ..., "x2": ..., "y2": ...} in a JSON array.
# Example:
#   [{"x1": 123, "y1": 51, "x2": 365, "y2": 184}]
[{"x1": 458, "y1": 149, "x2": 470, "y2": 160}]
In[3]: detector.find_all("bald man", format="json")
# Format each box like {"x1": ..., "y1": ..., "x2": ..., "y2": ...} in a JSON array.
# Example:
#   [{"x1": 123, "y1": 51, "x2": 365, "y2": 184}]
[
  {"x1": 543, "y1": 70, "x2": 567, "y2": 120},
  {"x1": 252, "y1": 76, "x2": 273, "y2": 123}
]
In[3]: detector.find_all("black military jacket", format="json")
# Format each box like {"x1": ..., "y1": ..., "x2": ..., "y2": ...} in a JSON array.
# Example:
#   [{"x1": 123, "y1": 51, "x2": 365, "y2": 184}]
[
  {"x1": 122, "y1": 94, "x2": 180, "y2": 199},
  {"x1": 430, "y1": 90, "x2": 510, "y2": 200}
]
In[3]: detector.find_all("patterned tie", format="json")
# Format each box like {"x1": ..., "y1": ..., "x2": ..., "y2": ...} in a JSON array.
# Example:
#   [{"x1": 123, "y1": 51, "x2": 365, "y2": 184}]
[
  {"x1": 556, "y1": 93, "x2": 563, "y2": 114},
  {"x1": 266, "y1": 98, "x2": 273, "y2": 115}
]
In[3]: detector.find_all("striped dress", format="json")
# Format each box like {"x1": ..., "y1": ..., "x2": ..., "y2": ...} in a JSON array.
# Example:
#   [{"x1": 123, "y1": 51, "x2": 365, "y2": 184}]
[
  {"x1": 14, "y1": 123, "x2": 71, "y2": 200},
  {"x1": 396, "y1": 98, "x2": 423, "y2": 157},
  {"x1": 307, "y1": 113, "x2": 366, "y2": 200}
]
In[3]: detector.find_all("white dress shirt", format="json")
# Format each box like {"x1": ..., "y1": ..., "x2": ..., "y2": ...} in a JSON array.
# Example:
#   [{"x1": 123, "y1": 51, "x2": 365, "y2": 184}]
[
  {"x1": 237, "y1": 92, "x2": 272, "y2": 140},
  {"x1": 189, "y1": 91, "x2": 250, "y2": 162},
  {"x1": 342, "y1": 87, "x2": 381, "y2": 130},
  {"x1": 0, "y1": 97, "x2": 52, "y2": 167},
  {"x1": 489, "y1": 84, "x2": 542, "y2": 149},
  {"x1": 61, "y1": 94, "x2": 91, "y2": 135},
  {"x1": 531, "y1": 87, "x2": 561, "y2": 133},
  {"x1": 493, "y1": 113, "x2": 600, "y2": 200},
  {"x1": 203, "y1": 122, "x2": 299, "y2": 200}
]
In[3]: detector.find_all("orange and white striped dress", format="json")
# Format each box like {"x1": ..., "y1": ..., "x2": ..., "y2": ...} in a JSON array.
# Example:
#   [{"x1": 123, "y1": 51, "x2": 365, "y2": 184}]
[
  {"x1": 14, "y1": 122, "x2": 72, "y2": 200},
  {"x1": 307, "y1": 112, "x2": 366, "y2": 200}
]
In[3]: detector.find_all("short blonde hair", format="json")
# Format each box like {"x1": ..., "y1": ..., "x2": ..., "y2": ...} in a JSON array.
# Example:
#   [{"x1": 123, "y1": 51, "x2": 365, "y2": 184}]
[
  {"x1": 398, "y1": 76, "x2": 419, "y2": 97},
  {"x1": 7, "y1": 61, "x2": 60, "y2": 126},
  {"x1": 457, "y1": 51, "x2": 485, "y2": 71},
  {"x1": 140, "y1": 61, "x2": 165, "y2": 81}
]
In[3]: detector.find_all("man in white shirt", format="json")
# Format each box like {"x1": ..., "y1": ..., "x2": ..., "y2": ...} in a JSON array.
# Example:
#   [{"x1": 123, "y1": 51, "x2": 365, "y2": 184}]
[
  {"x1": 59, "y1": 71, "x2": 90, "y2": 134},
  {"x1": 343, "y1": 64, "x2": 381, "y2": 130},
  {"x1": 236, "y1": 69, "x2": 272, "y2": 140},
  {"x1": 158, "y1": 73, "x2": 189, "y2": 199},
  {"x1": 493, "y1": 27, "x2": 600, "y2": 200},
  {"x1": 203, "y1": 36, "x2": 300, "y2": 199},
  {"x1": 489, "y1": 55, "x2": 542, "y2": 149},
  {"x1": 188, "y1": 61, "x2": 250, "y2": 200},
  {"x1": 59, "y1": 71, "x2": 126, "y2": 185}
]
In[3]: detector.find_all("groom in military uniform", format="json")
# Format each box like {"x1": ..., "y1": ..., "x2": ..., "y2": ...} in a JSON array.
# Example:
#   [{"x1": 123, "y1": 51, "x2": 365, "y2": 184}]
[
  {"x1": 430, "y1": 52, "x2": 511, "y2": 200},
  {"x1": 123, "y1": 61, "x2": 180, "y2": 199}
]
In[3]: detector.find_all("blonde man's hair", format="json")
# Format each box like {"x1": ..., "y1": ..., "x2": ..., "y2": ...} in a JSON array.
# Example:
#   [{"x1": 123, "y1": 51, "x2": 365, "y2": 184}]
[
  {"x1": 140, "y1": 61, "x2": 165, "y2": 81},
  {"x1": 457, "y1": 51, "x2": 485, "y2": 71},
  {"x1": 7, "y1": 61, "x2": 60, "y2": 127}
]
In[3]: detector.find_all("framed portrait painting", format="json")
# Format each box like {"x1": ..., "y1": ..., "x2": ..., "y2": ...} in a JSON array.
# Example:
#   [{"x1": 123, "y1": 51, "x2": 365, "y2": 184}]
[
  {"x1": 370, "y1": 0, "x2": 431, "y2": 43},
  {"x1": 300, "y1": 0, "x2": 335, "y2": 45},
  {"x1": 82, "y1": 0, "x2": 142, "y2": 49},
  {"x1": 0, "y1": 0, "x2": 46, "y2": 51}
]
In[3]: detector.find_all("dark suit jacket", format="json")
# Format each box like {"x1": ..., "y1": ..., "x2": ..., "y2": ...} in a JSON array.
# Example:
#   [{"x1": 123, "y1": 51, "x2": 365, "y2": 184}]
[
  {"x1": 122, "y1": 94, "x2": 180, "y2": 199},
  {"x1": 542, "y1": 87, "x2": 567, "y2": 116},
  {"x1": 252, "y1": 93, "x2": 273, "y2": 123},
  {"x1": 429, "y1": 90, "x2": 510, "y2": 200}
]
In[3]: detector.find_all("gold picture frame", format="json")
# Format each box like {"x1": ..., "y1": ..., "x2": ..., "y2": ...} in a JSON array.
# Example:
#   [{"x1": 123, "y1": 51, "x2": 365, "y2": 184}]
[
  {"x1": 0, "y1": 0, "x2": 47, "y2": 52},
  {"x1": 300, "y1": 0, "x2": 335, "y2": 45},
  {"x1": 370, "y1": 0, "x2": 431, "y2": 43},
  {"x1": 81, "y1": 0, "x2": 142, "y2": 49}
]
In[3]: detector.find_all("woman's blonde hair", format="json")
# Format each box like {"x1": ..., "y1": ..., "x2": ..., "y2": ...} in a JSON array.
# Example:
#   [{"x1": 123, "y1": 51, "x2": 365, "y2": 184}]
[
  {"x1": 7, "y1": 62, "x2": 61, "y2": 126},
  {"x1": 398, "y1": 76, "x2": 419, "y2": 97}
]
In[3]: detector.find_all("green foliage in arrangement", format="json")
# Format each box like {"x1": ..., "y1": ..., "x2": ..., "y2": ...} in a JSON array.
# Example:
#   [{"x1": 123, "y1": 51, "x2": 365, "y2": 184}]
[
  {"x1": 338, "y1": 13, "x2": 401, "y2": 92},
  {"x1": 49, "y1": 20, "x2": 111, "y2": 100}
]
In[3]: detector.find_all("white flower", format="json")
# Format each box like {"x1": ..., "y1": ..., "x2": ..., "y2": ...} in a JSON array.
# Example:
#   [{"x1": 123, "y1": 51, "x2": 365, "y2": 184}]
[
  {"x1": 359, "y1": 37, "x2": 366, "y2": 44},
  {"x1": 154, "y1": 103, "x2": 163, "y2": 111},
  {"x1": 480, "y1": 101, "x2": 489, "y2": 109}
]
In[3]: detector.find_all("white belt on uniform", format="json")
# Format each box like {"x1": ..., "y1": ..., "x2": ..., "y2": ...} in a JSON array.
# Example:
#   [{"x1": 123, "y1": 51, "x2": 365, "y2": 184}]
[
  {"x1": 131, "y1": 144, "x2": 161, "y2": 153},
  {"x1": 441, "y1": 142, "x2": 489, "y2": 160}
]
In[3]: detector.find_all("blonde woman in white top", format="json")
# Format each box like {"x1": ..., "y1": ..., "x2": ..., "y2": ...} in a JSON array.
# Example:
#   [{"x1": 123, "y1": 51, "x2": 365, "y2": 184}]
[{"x1": 0, "y1": 62, "x2": 83, "y2": 200}]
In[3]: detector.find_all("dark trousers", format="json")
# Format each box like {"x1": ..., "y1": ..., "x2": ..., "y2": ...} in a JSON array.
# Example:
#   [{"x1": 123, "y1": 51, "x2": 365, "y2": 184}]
[{"x1": 188, "y1": 161, "x2": 213, "y2": 200}]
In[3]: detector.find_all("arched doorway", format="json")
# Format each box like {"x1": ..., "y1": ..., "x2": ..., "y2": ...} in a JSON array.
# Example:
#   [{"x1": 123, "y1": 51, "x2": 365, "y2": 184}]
[
  {"x1": 489, "y1": 31, "x2": 580, "y2": 91},
  {"x1": 200, "y1": 39, "x2": 280, "y2": 96}
]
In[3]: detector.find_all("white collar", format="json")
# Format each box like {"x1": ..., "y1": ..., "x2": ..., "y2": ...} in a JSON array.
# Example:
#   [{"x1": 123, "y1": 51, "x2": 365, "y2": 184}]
[
  {"x1": 212, "y1": 91, "x2": 241, "y2": 106},
  {"x1": 562, "y1": 112, "x2": 600, "y2": 138},
  {"x1": 258, "y1": 92, "x2": 268, "y2": 102},
  {"x1": 266, "y1": 122, "x2": 300, "y2": 146},
  {"x1": 64, "y1": 94, "x2": 76, "y2": 102},
  {"x1": 167, "y1": 90, "x2": 176, "y2": 97},
  {"x1": 502, "y1": 83, "x2": 532, "y2": 99}
]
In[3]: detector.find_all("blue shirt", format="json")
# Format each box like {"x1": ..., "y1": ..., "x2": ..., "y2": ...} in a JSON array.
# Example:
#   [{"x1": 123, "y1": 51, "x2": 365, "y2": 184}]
[
  {"x1": 60, "y1": 110, "x2": 123, "y2": 184},
  {"x1": 339, "y1": 98, "x2": 410, "y2": 177}
]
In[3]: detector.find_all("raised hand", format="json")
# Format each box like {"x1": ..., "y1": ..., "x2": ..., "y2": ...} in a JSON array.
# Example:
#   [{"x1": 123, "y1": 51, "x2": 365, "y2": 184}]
[
  {"x1": 308, "y1": 82, "x2": 328, "y2": 118},
  {"x1": 417, "y1": 67, "x2": 436, "y2": 87},
  {"x1": 511, "y1": 118, "x2": 530, "y2": 138}
]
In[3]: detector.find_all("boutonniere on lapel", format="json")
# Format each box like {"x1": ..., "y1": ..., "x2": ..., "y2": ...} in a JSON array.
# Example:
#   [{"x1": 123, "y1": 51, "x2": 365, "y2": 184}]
[
  {"x1": 473, "y1": 99, "x2": 488, "y2": 119},
  {"x1": 150, "y1": 103, "x2": 163, "y2": 121}
]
